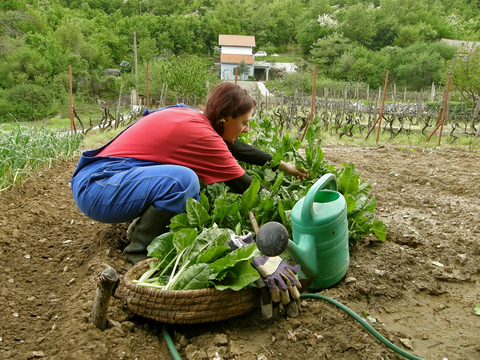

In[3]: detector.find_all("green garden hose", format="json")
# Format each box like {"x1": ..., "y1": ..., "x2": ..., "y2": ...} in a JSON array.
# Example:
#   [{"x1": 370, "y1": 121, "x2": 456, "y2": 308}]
[
  {"x1": 300, "y1": 293, "x2": 424, "y2": 360},
  {"x1": 163, "y1": 323, "x2": 183, "y2": 360},
  {"x1": 163, "y1": 293, "x2": 425, "y2": 360}
]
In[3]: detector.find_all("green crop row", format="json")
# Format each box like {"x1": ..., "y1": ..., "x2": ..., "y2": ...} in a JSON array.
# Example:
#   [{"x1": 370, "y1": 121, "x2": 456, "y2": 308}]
[{"x1": 0, "y1": 126, "x2": 83, "y2": 192}]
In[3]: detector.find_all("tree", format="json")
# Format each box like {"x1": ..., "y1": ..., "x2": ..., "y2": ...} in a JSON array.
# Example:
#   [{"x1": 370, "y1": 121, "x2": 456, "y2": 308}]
[
  {"x1": 391, "y1": 42, "x2": 446, "y2": 90},
  {"x1": 55, "y1": 21, "x2": 85, "y2": 54},
  {"x1": 237, "y1": 60, "x2": 249, "y2": 80},
  {"x1": 125, "y1": 55, "x2": 219, "y2": 103},
  {"x1": 393, "y1": 25, "x2": 422, "y2": 48},
  {"x1": 339, "y1": 3, "x2": 376, "y2": 47},
  {"x1": 309, "y1": 33, "x2": 351, "y2": 74},
  {"x1": 449, "y1": 46, "x2": 480, "y2": 107}
]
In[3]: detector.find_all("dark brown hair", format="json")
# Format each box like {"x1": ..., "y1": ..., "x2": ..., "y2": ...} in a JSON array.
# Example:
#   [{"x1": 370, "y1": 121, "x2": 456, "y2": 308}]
[{"x1": 203, "y1": 82, "x2": 257, "y2": 136}]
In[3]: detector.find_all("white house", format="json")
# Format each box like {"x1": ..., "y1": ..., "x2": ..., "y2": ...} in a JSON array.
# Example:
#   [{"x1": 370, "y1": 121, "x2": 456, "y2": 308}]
[{"x1": 218, "y1": 34, "x2": 256, "y2": 80}]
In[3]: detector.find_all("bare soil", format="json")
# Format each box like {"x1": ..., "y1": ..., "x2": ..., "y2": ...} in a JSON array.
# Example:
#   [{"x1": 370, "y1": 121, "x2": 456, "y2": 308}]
[{"x1": 1, "y1": 144, "x2": 479, "y2": 360}]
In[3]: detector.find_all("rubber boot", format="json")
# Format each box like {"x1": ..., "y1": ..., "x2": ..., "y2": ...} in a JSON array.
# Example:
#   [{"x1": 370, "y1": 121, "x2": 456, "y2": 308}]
[{"x1": 123, "y1": 205, "x2": 174, "y2": 265}]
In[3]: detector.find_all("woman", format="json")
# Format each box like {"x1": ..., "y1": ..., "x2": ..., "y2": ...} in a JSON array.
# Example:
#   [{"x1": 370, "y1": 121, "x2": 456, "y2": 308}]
[{"x1": 70, "y1": 82, "x2": 308, "y2": 264}]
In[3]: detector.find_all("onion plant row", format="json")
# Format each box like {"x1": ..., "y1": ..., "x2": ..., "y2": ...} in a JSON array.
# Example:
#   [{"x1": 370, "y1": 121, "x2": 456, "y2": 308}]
[{"x1": 0, "y1": 126, "x2": 83, "y2": 192}]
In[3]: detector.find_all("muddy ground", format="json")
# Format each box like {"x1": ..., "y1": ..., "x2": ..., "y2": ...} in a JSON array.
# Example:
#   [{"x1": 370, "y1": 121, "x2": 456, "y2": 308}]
[{"x1": 1, "y1": 144, "x2": 479, "y2": 360}]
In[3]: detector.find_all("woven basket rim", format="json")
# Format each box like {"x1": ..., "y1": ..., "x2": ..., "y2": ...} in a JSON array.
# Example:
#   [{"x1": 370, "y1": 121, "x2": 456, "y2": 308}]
[
  {"x1": 122, "y1": 257, "x2": 260, "y2": 323},
  {"x1": 123, "y1": 258, "x2": 243, "y2": 297}
]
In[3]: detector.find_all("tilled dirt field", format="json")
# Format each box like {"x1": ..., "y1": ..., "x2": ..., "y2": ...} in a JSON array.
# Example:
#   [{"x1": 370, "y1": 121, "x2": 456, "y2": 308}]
[{"x1": 1, "y1": 144, "x2": 479, "y2": 360}]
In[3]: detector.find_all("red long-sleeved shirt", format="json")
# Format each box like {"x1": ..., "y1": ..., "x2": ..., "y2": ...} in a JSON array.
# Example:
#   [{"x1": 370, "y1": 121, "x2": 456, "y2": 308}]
[{"x1": 97, "y1": 107, "x2": 245, "y2": 184}]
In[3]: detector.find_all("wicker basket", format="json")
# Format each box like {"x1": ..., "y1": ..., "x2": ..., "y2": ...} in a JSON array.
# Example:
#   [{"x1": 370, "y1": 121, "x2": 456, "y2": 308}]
[{"x1": 123, "y1": 258, "x2": 260, "y2": 324}]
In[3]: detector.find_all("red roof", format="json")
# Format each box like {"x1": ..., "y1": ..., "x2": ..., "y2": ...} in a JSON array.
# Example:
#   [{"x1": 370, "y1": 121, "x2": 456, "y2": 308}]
[
  {"x1": 219, "y1": 35, "x2": 256, "y2": 47},
  {"x1": 220, "y1": 54, "x2": 254, "y2": 64}
]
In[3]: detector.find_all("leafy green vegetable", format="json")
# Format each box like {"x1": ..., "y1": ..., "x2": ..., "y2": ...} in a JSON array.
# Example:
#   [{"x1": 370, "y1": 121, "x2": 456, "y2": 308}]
[
  {"x1": 136, "y1": 116, "x2": 388, "y2": 291},
  {"x1": 210, "y1": 117, "x2": 387, "y2": 245},
  {"x1": 134, "y1": 199, "x2": 260, "y2": 291}
]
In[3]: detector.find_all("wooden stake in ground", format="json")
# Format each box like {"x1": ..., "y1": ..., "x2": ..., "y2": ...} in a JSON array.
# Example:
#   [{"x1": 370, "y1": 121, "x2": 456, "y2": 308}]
[{"x1": 91, "y1": 267, "x2": 119, "y2": 330}]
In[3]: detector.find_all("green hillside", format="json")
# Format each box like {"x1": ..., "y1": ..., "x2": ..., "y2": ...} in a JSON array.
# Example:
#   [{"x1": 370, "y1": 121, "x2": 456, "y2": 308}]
[{"x1": 1, "y1": 0, "x2": 479, "y2": 122}]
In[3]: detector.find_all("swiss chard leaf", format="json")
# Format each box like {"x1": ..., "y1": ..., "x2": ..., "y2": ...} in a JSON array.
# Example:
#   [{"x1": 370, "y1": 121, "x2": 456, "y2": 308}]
[
  {"x1": 169, "y1": 213, "x2": 189, "y2": 232},
  {"x1": 239, "y1": 177, "x2": 261, "y2": 218},
  {"x1": 338, "y1": 163, "x2": 360, "y2": 196},
  {"x1": 184, "y1": 227, "x2": 228, "y2": 263},
  {"x1": 147, "y1": 232, "x2": 175, "y2": 259},
  {"x1": 344, "y1": 193, "x2": 357, "y2": 214},
  {"x1": 211, "y1": 260, "x2": 260, "y2": 291},
  {"x1": 199, "y1": 192, "x2": 210, "y2": 213},
  {"x1": 186, "y1": 198, "x2": 211, "y2": 231},
  {"x1": 173, "y1": 228, "x2": 198, "y2": 253},
  {"x1": 209, "y1": 243, "x2": 259, "y2": 276},
  {"x1": 372, "y1": 220, "x2": 388, "y2": 242},
  {"x1": 168, "y1": 263, "x2": 210, "y2": 290},
  {"x1": 196, "y1": 246, "x2": 231, "y2": 264}
]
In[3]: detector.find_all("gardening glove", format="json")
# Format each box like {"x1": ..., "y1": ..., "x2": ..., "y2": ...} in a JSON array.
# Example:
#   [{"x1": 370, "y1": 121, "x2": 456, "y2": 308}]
[
  {"x1": 228, "y1": 232, "x2": 275, "y2": 320},
  {"x1": 229, "y1": 232, "x2": 302, "y2": 318},
  {"x1": 251, "y1": 256, "x2": 302, "y2": 318}
]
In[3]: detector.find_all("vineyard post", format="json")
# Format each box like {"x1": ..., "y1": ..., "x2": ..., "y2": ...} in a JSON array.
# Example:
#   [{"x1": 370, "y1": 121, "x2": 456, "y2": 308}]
[
  {"x1": 115, "y1": 84, "x2": 123, "y2": 130},
  {"x1": 69, "y1": 65, "x2": 76, "y2": 132},
  {"x1": 470, "y1": 94, "x2": 480, "y2": 133},
  {"x1": 426, "y1": 76, "x2": 451, "y2": 145},
  {"x1": 301, "y1": 66, "x2": 317, "y2": 141},
  {"x1": 366, "y1": 70, "x2": 389, "y2": 141},
  {"x1": 435, "y1": 59, "x2": 455, "y2": 126},
  {"x1": 146, "y1": 62, "x2": 149, "y2": 108},
  {"x1": 473, "y1": 112, "x2": 480, "y2": 149},
  {"x1": 437, "y1": 77, "x2": 451, "y2": 145},
  {"x1": 134, "y1": 31, "x2": 138, "y2": 93},
  {"x1": 324, "y1": 87, "x2": 329, "y2": 131},
  {"x1": 289, "y1": 89, "x2": 298, "y2": 131},
  {"x1": 356, "y1": 87, "x2": 361, "y2": 134},
  {"x1": 235, "y1": 67, "x2": 238, "y2": 83},
  {"x1": 416, "y1": 91, "x2": 420, "y2": 125}
]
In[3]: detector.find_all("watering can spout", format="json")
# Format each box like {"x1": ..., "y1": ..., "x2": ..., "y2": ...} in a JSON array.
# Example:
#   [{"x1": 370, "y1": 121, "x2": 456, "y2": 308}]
[{"x1": 285, "y1": 236, "x2": 318, "y2": 280}]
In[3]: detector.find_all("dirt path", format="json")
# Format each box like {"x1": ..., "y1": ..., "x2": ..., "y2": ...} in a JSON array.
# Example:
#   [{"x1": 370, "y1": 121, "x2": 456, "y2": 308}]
[{"x1": 0, "y1": 144, "x2": 479, "y2": 360}]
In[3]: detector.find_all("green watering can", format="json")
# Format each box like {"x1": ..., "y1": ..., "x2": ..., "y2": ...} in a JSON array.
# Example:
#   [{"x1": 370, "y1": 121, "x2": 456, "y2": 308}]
[
  {"x1": 255, "y1": 173, "x2": 350, "y2": 290},
  {"x1": 290, "y1": 173, "x2": 350, "y2": 289}
]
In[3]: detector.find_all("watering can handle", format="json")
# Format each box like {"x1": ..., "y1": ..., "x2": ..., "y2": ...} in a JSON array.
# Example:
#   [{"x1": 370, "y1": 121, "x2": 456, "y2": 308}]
[{"x1": 301, "y1": 173, "x2": 338, "y2": 223}]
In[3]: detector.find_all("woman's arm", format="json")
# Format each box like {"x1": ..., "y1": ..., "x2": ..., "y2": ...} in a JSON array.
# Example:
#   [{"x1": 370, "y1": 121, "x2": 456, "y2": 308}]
[
  {"x1": 277, "y1": 161, "x2": 309, "y2": 180},
  {"x1": 224, "y1": 172, "x2": 268, "y2": 194},
  {"x1": 228, "y1": 140, "x2": 273, "y2": 166},
  {"x1": 227, "y1": 140, "x2": 309, "y2": 186}
]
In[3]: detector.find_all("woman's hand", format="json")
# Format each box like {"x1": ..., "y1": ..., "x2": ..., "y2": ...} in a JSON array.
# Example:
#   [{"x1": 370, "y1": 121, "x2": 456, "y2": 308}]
[{"x1": 277, "y1": 161, "x2": 309, "y2": 180}]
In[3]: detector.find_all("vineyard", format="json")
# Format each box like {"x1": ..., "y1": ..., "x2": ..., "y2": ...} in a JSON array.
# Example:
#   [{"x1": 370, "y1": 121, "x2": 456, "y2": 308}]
[
  {"x1": 252, "y1": 86, "x2": 479, "y2": 143},
  {"x1": 87, "y1": 81, "x2": 480, "y2": 147}
]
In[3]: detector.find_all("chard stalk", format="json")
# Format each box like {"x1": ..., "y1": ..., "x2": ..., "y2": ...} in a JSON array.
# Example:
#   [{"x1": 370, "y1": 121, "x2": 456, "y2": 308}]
[{"x1": 164, "y1": 247, "x2": 188, "y2": 290}]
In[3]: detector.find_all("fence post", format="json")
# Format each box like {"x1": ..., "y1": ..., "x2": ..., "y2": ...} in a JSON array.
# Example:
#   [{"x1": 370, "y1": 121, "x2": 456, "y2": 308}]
[
  {"x1": 289, "y1": 89, "x2": 297, "y2": 131},
  {"x1": 146, "y1": 62, "x2": 149, "y2": 108},
  {"x1": 366, "y1": 70, "x2": 389, "y2": 141},
  {"x1": 69, "y1": 65, "x2": 76, "y2": 132},
  {"x1": 115, "y1": 84, "x2": 123, "y2": 129},
  {"x1": 431, "y1": 82, "x2": 435, "y2": 102},
  {"x1": 324, "y1": 87, "x2": 329, "y2": 131}
]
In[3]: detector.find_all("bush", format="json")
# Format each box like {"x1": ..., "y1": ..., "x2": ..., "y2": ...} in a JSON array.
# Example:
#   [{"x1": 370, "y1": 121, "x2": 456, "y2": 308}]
[{"x1": 0, "y1": 84, "x2": 60, "y2": 122}]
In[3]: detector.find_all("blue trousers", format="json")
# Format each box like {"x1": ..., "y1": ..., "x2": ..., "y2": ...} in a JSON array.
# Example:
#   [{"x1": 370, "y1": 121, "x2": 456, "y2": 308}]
[{"x1": 70, "y1": 157, "x2": 200, "y2": 223}]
